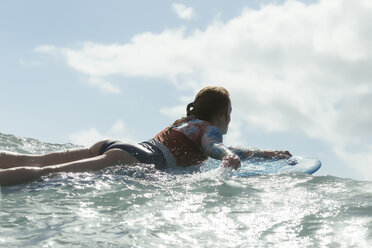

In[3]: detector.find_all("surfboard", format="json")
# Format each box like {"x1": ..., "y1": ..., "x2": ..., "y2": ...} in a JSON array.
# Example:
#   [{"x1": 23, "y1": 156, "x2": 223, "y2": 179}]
[{"x1": 233, "y1": 156, "x2": 321, "y2": 177}]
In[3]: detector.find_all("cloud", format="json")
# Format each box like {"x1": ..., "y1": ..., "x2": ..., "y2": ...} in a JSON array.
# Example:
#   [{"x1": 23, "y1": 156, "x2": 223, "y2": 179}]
[
  {"x1": 37, "y1": 0, "x2": 372, "y2": 179},
  {"x1": 224, "y1": 118, "x2": 244, "y2": 147},
  {"x1": 34, "y1": 45, "x2": 57, "y2": 53},
  {"x1": 19, "y1": 60, "x2": 42, "y2": 67},
  {"x1": 68, "y1": 128, "x2": 107, "y2": 147},
  {"x1": 87, "y1": 77, "x2": 122, "y2": 94},
  {"x1": 172, "y1": 3, "x2": 196, "y2": 20},
  {"x1": 68, "y1": 120, "x2": 135, "y2": 147},
  {"x1": 34, "y1": 45, "x2": 122, "y2": 94},
  {"x1": 160, "y1": 105, "x2": 185, "y2": 119}
]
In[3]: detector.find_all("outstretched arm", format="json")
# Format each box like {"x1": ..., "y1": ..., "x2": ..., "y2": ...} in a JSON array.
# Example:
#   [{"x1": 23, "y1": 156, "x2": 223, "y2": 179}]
[
  {"x1": 201, "y1": 127, "x2": 241, "y2": 169},
  {"x1": 204, "y1": 143, "x2": 241, "y2": 170},
  {"x1": 228, "y1": 146, "x2": 292, "y2": 160}
]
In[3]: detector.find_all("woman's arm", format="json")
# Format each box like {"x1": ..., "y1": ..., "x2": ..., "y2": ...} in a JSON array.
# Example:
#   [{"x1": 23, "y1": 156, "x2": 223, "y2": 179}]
[
  {"x1": 205, "y1": 143, "x2": 241, "y2": 169},
  {"x1": 229, "y1": 146, "x2": 292, "y2": 160},
  {"x1": 201, "y1": 127, "x2": 240, "y2": 169}
]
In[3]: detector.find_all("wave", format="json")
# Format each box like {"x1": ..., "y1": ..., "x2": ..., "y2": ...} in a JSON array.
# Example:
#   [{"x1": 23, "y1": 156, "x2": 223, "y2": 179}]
[{"x1": 1, "y1": 132, "x2": 372, "y2": 247}]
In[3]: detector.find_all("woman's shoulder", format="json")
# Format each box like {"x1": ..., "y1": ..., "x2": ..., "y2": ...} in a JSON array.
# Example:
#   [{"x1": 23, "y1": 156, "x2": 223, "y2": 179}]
[
  {"x1": 182, "y1": 119, "x2": 222, "y2": 137},
  {"x1": 202, "y1": 125, "x2": 223, "y2": 140},
  {"x1": 180, "y1": 118, "x2": 213, "y2": 129},
  {"x1": 173, "y1": 118, "x2": 215, "y2": 137}
]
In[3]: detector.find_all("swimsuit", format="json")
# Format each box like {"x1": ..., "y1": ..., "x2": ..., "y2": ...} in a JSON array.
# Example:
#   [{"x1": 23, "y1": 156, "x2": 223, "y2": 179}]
[
  {"x1": 98, "y1": 139, "x2": 175, "y2": 169},
  {"x1": 155, "y1": 119, "x2": 223, "y2": 167},
  {"x1": 99, "y1": 119, "x2": 223, "y2": 169}
]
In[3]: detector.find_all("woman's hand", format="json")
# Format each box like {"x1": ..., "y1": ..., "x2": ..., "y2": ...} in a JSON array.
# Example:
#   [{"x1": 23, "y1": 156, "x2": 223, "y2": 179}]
[{"x1": 221, "y1": 154, "x2": 241, "y2": 170}]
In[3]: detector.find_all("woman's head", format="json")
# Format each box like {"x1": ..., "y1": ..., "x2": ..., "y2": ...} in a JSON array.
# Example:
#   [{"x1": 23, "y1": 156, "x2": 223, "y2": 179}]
[{"x1": 187, "y1": 86, "x2": 232, "y2": 134}]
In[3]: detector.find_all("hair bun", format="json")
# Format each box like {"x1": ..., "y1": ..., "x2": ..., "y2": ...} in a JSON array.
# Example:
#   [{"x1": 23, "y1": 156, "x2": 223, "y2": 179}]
[{"x1": 186, "y1": 102, "x2": 195, "y2": 116}]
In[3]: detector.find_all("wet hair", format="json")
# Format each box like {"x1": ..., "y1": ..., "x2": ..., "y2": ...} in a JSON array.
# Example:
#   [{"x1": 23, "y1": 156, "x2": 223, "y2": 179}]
[{"x1": 173, "y1": 86, "x2": 230, "y2": 126}]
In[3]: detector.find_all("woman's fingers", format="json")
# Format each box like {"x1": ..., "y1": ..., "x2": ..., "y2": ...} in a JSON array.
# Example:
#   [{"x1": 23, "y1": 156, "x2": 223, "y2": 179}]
[{"x1": 221, "y1": 154, "x2": 241, "y2": 170}]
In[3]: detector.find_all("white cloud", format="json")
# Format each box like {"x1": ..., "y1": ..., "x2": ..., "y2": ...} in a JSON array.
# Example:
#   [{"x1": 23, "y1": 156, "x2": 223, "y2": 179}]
[
  {"x1": 109, "y1": 120, "x2": 126, "y2": 134},
  {"x1": 172, "y1": 3, "x2": 196, "y2": 20},
  {"x1": 224, "y1": 119, "x2": 244, "y2": 147},
  {"x1": 68, "y1": 128, "x2": 107, "y2": 147},
  {"x1": 87, "y1": 77, "x2": 122, "y2": 94},
  {"x1": 68, "y1": 120, "x2": 135, "y2": 147},
  {"x1": 19, "y1": 60, "x2": 42, "y2": 67},
  {"x1": 37, "y1": 0, "x2": 372, "y2": 179},
  {"x1": 34, "y1": 45, "x2": 57, "y2": 53},
  {"x1": 160, "y1": 105, "x2": 185, "y2": 119}
]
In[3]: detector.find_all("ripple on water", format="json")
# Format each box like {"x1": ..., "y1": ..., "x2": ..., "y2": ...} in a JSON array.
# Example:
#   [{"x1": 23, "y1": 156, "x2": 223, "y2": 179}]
[{"x1": 1, "y1": 132, "x2": 372, "y2": 247}]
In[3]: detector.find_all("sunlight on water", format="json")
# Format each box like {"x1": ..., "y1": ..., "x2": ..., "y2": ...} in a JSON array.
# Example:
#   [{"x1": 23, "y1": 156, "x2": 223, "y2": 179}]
[{"x1": 1, "y1": 132, "x2": 372, "y2": 247}]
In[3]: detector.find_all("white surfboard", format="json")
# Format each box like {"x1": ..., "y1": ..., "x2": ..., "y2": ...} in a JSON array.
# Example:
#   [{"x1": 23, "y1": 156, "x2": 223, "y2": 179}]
[{"x1": 234, "y1": 156, "x2": 321, "y2": 177}]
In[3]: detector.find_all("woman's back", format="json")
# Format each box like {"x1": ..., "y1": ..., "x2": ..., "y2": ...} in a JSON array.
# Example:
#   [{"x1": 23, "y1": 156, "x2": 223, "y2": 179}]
[{"x1": 155, "y1": 119, "x2": 223, "y2": 167}]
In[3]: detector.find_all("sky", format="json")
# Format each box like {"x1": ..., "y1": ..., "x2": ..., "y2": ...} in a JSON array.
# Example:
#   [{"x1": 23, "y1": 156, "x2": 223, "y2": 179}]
[{"x1": 1, "y1": 0, "x2": 371, "y2": 180}]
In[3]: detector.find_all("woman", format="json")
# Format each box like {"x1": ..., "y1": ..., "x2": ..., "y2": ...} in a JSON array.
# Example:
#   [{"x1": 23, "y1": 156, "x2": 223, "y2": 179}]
[{"x1": 0, "y1": 86, "x2": 291, "y2": 186}]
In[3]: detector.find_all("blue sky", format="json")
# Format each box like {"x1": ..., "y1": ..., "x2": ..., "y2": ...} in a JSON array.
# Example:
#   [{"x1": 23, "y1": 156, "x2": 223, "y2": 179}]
[{"x1": 1, "y1": 0, "x2": 371, "y2": 180}]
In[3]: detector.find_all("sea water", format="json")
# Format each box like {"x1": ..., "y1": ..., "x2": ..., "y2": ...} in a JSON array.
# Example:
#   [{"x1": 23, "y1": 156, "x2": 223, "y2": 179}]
[{"x1": 0, "y1": 132, "x2": 371, "y2": 248}]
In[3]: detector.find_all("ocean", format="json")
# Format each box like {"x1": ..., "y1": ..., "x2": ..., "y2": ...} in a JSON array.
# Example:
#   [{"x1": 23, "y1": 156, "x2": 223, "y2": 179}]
[{"x1": 1, "y1": 132, "x2": 371, "y2": 247}]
